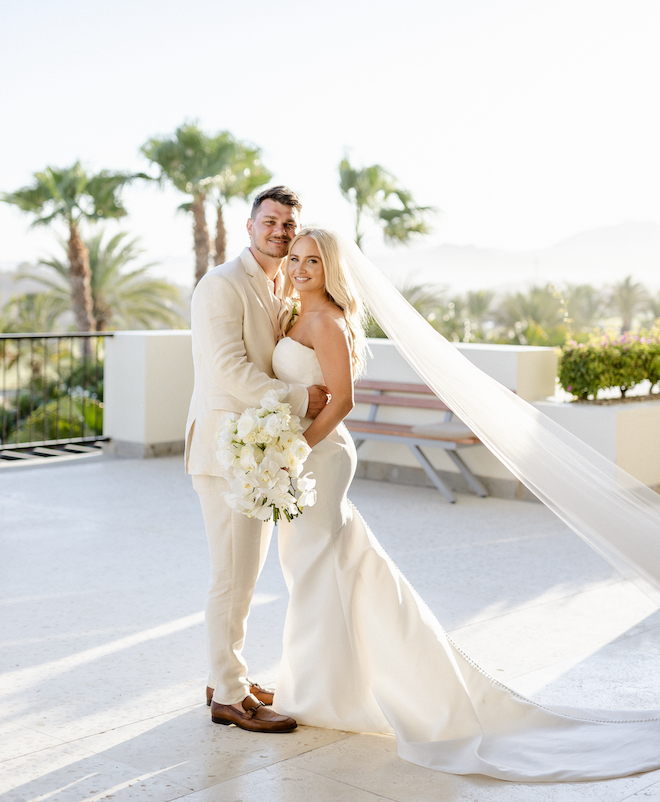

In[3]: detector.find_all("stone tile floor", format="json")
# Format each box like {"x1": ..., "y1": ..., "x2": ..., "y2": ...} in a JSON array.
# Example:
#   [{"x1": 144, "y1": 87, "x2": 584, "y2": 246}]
[{"x1": 1, "y1": 455, "x2": 660, "y2": 801}]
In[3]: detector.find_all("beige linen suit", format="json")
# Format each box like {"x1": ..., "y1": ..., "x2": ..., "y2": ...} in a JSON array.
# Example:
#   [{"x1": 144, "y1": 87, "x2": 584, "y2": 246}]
[{"x1": 186, "y1": 247, "x2": 308, "y2": 705}]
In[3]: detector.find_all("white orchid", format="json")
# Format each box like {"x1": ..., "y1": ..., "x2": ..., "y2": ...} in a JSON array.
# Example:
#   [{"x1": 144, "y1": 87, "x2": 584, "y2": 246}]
[
  {"x1": 296, "y1": 472, "x2": 318, "y2": 508},
  {"x1": 238, "y1": 445, "x2": 260, "y2": 471}
]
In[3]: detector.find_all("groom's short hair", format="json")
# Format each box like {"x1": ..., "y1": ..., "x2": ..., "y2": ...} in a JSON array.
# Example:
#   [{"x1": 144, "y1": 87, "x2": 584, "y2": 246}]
[{"x1": 251, "y1": 186, "x2": 302, "y2": 218}]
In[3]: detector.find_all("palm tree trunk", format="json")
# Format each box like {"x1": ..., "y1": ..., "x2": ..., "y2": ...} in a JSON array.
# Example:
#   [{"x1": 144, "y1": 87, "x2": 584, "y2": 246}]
[
  {"x1": 214, "y1": 203, "x2": 227, "y2": 266},
  {"x1": 354, "y1": 205, "x2": 363, "y2": 250},
  {"x1": 192, "y1": 193, "x2": 210, "y2": 285},
  {"x1": 68, "y1": 221, "x2": 96, "y2": 332}
]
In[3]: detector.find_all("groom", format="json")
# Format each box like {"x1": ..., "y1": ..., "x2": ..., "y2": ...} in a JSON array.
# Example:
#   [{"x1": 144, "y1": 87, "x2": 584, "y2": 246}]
[{"x1": 185, "y1": 186, "x2": 328, "y2": 733}]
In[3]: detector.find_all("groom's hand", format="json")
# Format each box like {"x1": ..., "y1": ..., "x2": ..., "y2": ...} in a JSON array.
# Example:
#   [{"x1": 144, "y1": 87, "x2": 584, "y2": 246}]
[{"x1": 306, "y1": 385, "x2": 330, "y2": 418}]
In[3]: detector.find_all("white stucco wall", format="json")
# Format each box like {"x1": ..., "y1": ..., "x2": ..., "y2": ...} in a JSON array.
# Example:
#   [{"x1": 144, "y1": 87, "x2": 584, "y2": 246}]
[
  {"x1": 100, "y1": 332, "x2": 659, "y2": 489},
  {"x1": 104, "y1": 331, "x2": 194, "y2": 456}
]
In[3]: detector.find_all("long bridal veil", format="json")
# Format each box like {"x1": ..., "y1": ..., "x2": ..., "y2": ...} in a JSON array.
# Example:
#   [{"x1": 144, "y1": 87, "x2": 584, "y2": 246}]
[{"x1": 340, "y1": 235, "x2": 660, "y2": 604}]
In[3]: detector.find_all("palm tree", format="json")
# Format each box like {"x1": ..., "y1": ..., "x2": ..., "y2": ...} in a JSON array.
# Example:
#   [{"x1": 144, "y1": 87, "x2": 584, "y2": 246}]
[
  {"x1": 647, "y1": 290, "x2": 660, "y2": 324},
  {"x1": 0, "y1": 292, "x2": 69, "y2": 333},
  {"x1": 142, "y1": 123, "x2": 271, "y2": 283},
  {"x1": 564, "y1": 284, "x2": 605, "y2": 332},
  {"x1": 1, "y1": 163, "x2": 138, "y2": 331},
  {"x1": 465, "y1": 290, "x2": 495, "y2": 327},
  {"x1": 18, "y1": 231, "x2": 185, "y2": 331},
  {"x1": 496, "y1": 284, "x2": 565, "y2": 345},
  {"x1": 609, "y1": 275, "x2": 648, "y2": 333},
  {"x1": 338, "y1": 156, "x2": 433, "y2": 249},
  {"x1": 208, "y1": 138, "x2": 272, "y2": 266},
  {"x1": 366, "y1": 282, "x2": 446, "y2": 337}
]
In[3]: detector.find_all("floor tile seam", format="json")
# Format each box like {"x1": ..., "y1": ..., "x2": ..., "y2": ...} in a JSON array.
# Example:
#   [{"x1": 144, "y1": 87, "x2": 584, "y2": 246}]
[
  {"x1": 0, "y1": 737, "x2": 98, "y2": 767},
  {"x1": 268, "y1": 756, "x2": 400, "y2": 802},
  {"x1": 448, "y1": 576, "x2": 628, "y2": 633},
  {"x1": 243, "y1": 729, "x2": 355, "y2": 773},
  {"x1": 286, "y1": 762, "x2": 400, "y2": 800},
  {"x1": 2, "y1": 744, "x2": 197, "y2": 797},
  {"x1": 11, "y1": 702, "x2": 205, "y2": 760},
  {"x1": 619, "y1": 776, "x2": 660, "y2": 801},
  {"x1": 70, "y1": 702, "x2": 205, "y2": 745},
  {"x1": 246, "y1": 731, "x2": 356, "y2": 776}
]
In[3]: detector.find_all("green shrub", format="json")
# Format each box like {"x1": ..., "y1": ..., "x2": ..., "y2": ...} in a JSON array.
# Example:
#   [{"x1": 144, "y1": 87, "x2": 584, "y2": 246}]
[{"x1": 559, "y1": 327, "x2": 660, "y2": 400}]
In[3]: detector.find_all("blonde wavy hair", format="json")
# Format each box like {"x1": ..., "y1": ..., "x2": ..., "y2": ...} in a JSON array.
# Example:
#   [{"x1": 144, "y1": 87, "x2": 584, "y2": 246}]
[{"x1": 279, "y1": 228, "x2": 369, "y2": 377}]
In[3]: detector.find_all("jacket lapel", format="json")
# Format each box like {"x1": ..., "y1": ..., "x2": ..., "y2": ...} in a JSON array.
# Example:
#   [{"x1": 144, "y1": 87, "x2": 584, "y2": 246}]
[{"x1": 240, "y1": 249, "x2": 279, "y2": 340}]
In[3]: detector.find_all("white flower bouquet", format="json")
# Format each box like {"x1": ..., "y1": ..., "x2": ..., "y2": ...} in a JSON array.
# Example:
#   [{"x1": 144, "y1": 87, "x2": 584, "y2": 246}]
[{"x1": 216, "y1": 389, "x2": 317, "y2": 523}]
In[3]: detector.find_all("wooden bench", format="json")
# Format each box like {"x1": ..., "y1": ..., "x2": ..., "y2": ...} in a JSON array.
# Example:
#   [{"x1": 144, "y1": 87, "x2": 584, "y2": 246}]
[{"x1": 346, "y1": 380, "x2": 488, "y2": 503}]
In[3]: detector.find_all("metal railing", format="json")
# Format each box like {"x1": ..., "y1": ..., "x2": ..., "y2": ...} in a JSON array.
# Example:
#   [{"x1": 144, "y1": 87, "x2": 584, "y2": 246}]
[{"x1": 0, "y1": 332, "x2": 113, "y2": 454}]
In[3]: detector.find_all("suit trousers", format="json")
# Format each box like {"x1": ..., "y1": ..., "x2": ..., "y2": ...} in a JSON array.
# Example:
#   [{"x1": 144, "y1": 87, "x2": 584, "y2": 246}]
[{"x1": 192, "y1": 473, "x2": 273, "y2": 705}]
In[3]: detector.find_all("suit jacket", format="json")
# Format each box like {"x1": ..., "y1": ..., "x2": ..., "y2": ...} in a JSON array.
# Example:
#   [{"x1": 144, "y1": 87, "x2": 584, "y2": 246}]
[{"x1": 185, "y1": 248, "x2": 308, "y2": 476}]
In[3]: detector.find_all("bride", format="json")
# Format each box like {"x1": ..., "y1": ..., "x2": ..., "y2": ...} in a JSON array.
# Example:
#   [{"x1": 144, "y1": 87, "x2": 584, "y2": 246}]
[{"x1": 269, "y1": 227, "x2": 660, "y2": 782}]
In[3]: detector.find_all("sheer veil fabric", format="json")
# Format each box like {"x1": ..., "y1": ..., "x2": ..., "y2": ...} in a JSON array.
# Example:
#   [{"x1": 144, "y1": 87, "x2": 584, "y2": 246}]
[{"x1": 338, "y1": 235, "x2": 660, "y2": 603}]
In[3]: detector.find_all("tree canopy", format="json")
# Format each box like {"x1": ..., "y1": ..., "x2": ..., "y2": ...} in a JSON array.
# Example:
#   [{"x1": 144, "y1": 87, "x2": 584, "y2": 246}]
[{"x1": 339, "y1": 156, "x2": 434, "y2": 249}]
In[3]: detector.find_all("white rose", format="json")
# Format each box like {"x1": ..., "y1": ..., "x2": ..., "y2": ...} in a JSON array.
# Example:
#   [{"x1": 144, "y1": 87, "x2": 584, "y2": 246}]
[
  {"x1": 265, "y1": 413, "x2": 288, "y2": 438},
  {"x1": 278, "y1": 430, "x2": 297, "y2": 449},
  {"x1": 216, "y1": 448, "x2": 237, "y2": 471},
  {"x1": 219, "y1": 412, "x2": 239, "y2": 431},
  {"x1": 260, "y1": 389, "x2": 286, "y2": 411},
  {"x1": 237, "y1": 409, "x2": 260, "y2": 440},
  {"x1": 290, "y1": 438, "x2": 312, "y2": 462}
]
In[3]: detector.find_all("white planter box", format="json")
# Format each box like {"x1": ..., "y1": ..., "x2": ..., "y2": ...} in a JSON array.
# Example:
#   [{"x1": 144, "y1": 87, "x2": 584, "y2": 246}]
[{"x1": 535, "y1": 398, "x2": 660, "y2": 489}]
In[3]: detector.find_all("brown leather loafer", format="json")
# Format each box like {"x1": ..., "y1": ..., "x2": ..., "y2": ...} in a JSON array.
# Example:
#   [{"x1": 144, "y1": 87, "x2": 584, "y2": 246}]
[
  {"x1": 210, "y1": 698, "x2": 297, "y2": 733},
  {"x1": 206, "y1": 682, "x2": 274, "y2": 707}
]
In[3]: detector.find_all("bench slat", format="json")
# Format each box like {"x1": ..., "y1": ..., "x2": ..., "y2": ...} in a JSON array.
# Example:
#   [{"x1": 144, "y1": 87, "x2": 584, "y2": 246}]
[
  {"x1": 346, "y1": 419, "x2": 480, "y2": 445},
  {"x1": 355, "y1": 380, "x2": 436, "y2": 394},
  {"x1": 354, "y1": 393, "x2": 450, "y2": 411}
]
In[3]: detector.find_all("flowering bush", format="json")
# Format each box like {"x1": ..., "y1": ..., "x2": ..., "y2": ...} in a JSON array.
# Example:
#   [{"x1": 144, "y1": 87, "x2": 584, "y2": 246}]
[
  {"x1": 216, "y1": 390, "x2": 317, "y2": 522},
  {"x1": 559, "y1": 326, "x2": 660, "y2": 400}
]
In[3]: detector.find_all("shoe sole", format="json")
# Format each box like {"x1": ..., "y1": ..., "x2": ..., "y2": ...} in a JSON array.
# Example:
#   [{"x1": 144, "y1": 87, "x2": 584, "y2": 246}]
[{"x1": 211, "y1": 715, "x2": 297, "y2": 733}]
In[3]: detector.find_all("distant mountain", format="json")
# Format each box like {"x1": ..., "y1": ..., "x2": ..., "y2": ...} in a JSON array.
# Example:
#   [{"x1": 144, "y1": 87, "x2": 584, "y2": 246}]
[
  {"x1": 2, "y1": 222, "x2": 659, "y2": 303},
  {"x1": 0, "y1": 265, "x2": 46, "y2": 302},
  {"x1": 373, "y1": 222, "x2": 660, "y2": 293}
]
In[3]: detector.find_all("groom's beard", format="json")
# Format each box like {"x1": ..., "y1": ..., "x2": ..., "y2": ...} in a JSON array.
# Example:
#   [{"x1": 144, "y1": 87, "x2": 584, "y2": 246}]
[{"x1": 254, "y1": 237, "x2": 291, "y2": 260}]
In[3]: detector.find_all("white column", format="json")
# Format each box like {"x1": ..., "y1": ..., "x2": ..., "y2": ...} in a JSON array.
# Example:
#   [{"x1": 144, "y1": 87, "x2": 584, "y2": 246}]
[{"x1": 103, "y1": 331, "x2": 193, "y2": 458}]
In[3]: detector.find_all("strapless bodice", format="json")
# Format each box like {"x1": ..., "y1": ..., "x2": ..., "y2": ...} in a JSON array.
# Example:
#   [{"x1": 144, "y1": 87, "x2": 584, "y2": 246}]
[{"x1": 273, "y1": 337, "x2": 325, "y2": 386}]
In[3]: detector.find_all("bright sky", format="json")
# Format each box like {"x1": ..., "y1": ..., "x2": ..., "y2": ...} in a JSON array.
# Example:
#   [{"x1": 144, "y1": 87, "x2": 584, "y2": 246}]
[{"x1": 1, "y1": 0, "x2": 659, "y2": 284}]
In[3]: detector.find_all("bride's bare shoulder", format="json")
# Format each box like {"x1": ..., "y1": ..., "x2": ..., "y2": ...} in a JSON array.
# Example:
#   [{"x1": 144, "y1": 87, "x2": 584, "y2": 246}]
[{"x1": 308, "y1": 307, "x2": 349, "y2": 340}]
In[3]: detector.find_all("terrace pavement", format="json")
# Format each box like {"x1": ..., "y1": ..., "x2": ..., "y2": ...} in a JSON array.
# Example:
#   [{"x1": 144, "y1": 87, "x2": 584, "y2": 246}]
[{"x1": 1, "y1": 454, "x2": 660, "y2": 801}]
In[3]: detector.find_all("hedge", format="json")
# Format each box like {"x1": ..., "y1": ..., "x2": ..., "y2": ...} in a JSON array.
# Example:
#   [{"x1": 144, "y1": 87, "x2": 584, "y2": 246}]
[{"x1": 559, "y1": 327, "x2": 660, "y2": 401}]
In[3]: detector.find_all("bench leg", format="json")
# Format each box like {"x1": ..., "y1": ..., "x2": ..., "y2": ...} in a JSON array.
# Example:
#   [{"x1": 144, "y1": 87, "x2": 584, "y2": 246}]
[
  {"x1": 409, "y1": 445, "x2": 456, "y2": 503},
  {"x1": 444, "y1": 450, "x2": 489, "y2": 498}
]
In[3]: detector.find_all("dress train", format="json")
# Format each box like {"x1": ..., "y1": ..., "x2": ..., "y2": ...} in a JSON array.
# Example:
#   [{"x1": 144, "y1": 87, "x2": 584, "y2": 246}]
[{"x1": 272, "y1": 336, "x2": 660, "y2": 782}]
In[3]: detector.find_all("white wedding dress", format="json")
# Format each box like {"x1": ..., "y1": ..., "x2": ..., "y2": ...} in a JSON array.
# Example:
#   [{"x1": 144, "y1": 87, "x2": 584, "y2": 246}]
[{"x1": 271, "y1": 336, "x2": 660, "y2": 782}]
